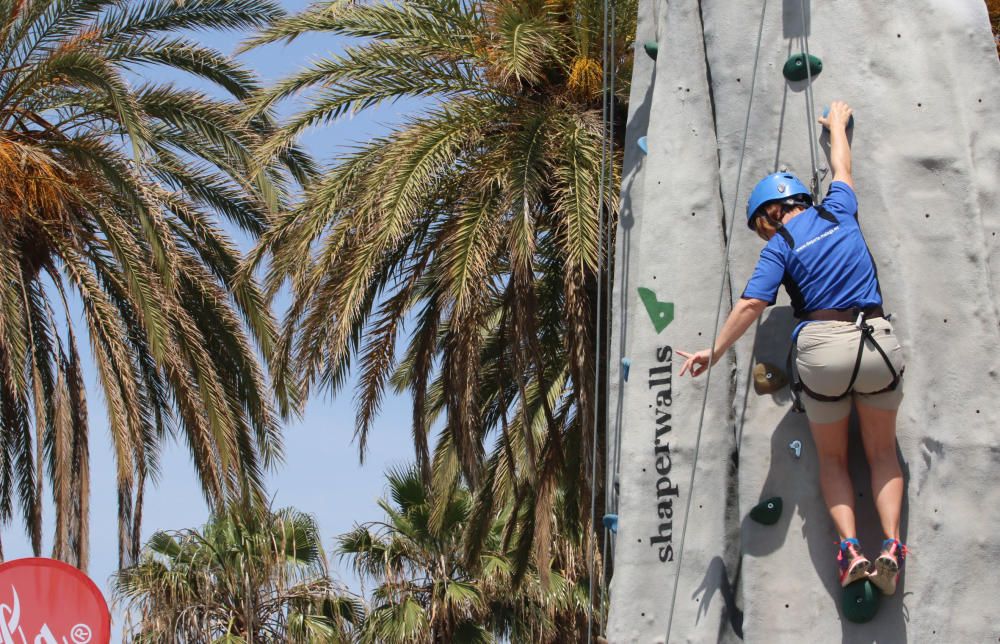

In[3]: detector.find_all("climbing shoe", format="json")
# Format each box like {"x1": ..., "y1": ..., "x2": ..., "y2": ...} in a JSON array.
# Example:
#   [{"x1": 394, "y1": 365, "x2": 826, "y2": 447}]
[
  {"x1": 869, "y1": 538, "x2": 907, "y2": 596},
  {"x1": 838, "y1": 538, "x2": 870, "y2": 587}
]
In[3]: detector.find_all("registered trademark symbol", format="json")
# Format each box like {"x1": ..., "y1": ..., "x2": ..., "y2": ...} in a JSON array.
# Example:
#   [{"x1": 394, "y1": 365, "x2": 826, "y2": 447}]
[{"x1": 70, "y1": 624, "x2": 92, "y2": 644}]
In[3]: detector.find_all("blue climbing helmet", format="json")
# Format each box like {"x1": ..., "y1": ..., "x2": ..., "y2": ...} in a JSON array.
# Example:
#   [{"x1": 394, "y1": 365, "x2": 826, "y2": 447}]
[{"x1": 746, "y1": 172, "x2": 812, "y2": 230}]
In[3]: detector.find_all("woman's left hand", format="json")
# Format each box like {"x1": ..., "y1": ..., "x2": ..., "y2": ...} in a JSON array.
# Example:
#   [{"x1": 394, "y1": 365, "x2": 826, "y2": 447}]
[{"x1": 677, "y1": 349, "x2": 715, "y2": 377}]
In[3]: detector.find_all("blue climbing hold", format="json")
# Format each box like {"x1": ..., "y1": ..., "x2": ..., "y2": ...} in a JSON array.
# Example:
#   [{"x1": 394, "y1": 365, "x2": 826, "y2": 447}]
[
  {"x1": 822, "y1": 105, "x2": 855, "y2": 130},
  {"x1": 603, "y1": 513, "x2": 619, "y2": 533},
  {"x1": 637, "y1": 136, "x2": 648, "y2": 154},
  {"x1": 622, "y1": 357, "x2": 632, "y2": 381}
]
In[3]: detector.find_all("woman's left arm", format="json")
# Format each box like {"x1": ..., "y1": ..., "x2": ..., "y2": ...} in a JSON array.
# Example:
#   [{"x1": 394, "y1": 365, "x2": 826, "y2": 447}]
[{"x1": 678, "y1": 297, "x2": 769, "y2": 377}]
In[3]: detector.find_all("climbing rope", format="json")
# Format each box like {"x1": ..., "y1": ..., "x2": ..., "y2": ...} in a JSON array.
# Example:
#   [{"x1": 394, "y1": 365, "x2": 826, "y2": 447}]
[
  {"x1": 799, "y1": 0, "x2": 822, "y2": 199},
  {"x1": 663, "y1": 1, "x2": 770, "y2": 641},
  {"x1": 587, "y1": 0, "x2": 614, "y2": 637},
  {"x1": 599, "y1": 0, "x2": 618, "y2": 633}
]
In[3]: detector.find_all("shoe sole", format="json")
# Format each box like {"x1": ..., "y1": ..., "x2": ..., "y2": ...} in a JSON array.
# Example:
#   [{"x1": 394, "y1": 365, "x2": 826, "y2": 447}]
[
  {"x1": 870, "y1": 556, "x2": 899, "y2": 595},
  {"x1": 841, "y1": 558, "x2": 870, "y2": 587}
]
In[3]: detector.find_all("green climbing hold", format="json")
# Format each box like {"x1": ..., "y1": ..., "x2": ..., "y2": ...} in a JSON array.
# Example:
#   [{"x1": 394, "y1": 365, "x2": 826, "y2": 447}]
[
  {"x1": 842, "y1": 579, "x2": 880, "y2": 623},
  {"x1": 643, "y1": 41, "x2": 658, "y2": 60},
  {"x1": 782, "y1": 53, "x2": 823, "y2": 82},
  {"x1": 749, "y1": 496, "x2": 782, "y2": 525},
  {"x1": 637, "y1": 288, "x2": 674, "y2": 333}
]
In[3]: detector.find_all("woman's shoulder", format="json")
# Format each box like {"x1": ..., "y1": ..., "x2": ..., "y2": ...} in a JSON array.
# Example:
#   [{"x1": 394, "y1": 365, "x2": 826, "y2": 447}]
[{"x1": 821, "y1": 181, "x2": 859, "y2": 217}]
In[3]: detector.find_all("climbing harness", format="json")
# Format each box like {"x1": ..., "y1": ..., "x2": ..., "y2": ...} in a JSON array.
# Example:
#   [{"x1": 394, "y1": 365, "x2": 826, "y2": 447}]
[{"x1": 785, "y1": 306, "x2": 903, "y2": 413}]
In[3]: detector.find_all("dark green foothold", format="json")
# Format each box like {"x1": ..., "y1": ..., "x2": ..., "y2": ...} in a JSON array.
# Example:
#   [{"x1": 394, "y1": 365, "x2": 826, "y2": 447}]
[
  {"x1": 643, "y1": 41, "x2": 658, "y2": 60},
  {"x1": 782, "y1": 53, "x2": 823, "y2": 82},
  {"x1": 637, "y1": 288, "x2": 674, "y2": 333},
  {"x1": 842, "y1": 579, "x2": 880, "y2": 623},
  {"x1": 749, "y1": 496, "x2": 782, "y2": 525}
]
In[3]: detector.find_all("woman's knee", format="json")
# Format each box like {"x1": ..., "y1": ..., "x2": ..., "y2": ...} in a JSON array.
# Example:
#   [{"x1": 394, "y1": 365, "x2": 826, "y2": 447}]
[
  {"x1": 867, "y1": 443, "x2": 902, "y2": 470},
  {"x1": 817, "y1": 451, "x2": 849, "y2": 474}
]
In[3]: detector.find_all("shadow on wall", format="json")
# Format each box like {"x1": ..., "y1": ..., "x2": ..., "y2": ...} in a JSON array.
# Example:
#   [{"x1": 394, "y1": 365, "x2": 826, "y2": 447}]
[
  {"x1": 610, "y1": 44, "x2": 655, "y2": 487},
  {"x1": 782, "y1": 0, "x2": 810, "y2": 40},
  {"x1": 754, "y1": 308, "x2": 910, "y2": 643},
  {"x1": 699, "y1": 307, "x2": 911, "y2": 642}
]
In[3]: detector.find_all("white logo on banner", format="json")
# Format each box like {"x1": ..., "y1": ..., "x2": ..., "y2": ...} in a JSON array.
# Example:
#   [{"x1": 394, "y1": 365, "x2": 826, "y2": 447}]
[{"x1": 0, "y1": 586, "x2": 92, "y2": 644}]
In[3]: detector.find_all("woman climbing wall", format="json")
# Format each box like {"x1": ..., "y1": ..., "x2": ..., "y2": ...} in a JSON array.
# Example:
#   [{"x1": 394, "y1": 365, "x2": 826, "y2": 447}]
[{"x1": 676, "y1": 101, "x2": 908, "y2": 595}]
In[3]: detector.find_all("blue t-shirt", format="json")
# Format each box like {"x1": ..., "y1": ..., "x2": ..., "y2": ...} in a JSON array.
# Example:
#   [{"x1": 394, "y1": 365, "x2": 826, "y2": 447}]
[{"x1": 741, "y1": 181, "x2": 882, "y2": 317}]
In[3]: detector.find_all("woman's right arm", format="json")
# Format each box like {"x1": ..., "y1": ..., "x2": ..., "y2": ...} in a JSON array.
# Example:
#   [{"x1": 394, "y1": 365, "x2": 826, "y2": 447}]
[
  {"x1": 678, "y1": 297, "x2": 769, "y2": 377},
  {"x1": 818, "y1": 100, "x2": 854, "y2": 189}
]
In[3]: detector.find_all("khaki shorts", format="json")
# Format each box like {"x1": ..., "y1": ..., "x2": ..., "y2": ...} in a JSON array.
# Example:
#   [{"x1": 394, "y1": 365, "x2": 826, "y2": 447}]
[{"x1": 795, "y1": 317, "x2": 905, "y2": 424}]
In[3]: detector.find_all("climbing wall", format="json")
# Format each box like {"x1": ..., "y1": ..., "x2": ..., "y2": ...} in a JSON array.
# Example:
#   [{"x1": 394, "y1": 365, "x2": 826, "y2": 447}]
[{"x1": 606, "y1": 1, "x2": 1000, "y2": 641}]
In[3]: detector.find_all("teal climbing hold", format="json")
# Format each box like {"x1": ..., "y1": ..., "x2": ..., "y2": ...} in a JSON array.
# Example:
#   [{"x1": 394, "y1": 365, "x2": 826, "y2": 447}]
[
  {"x1": 637, "y1": 288, "x2": 673, "y2": 333},
  {"x1": 643, "y1": 41, "x2": 658, "y2": 60},
  {"x1": 822, "y1": 105, "x2": 855, "y2": 130},
  {"x1": 603, "y1": 513, "x2": 618, "y2": 533},
  {"x1": 749, "y1": 496, "x2": 782, "y2": 525},
  {"x1": 621, "y1": 357, "x2": 632, "y2": 381},
  {"x1": 782, "y1": 53, "x2": 823, "y2": 82},
  {"x1": 842, "y1": 579, "x2": 880, "y2": 623},
  {"x1": 637, "y1": 136, "x2": 649, "y2": 154}
]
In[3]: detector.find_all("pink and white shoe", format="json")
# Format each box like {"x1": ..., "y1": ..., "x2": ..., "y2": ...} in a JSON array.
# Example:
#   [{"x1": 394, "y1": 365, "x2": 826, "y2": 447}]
[
  {"x1": 869, "y1": 538, "x2": 907, "y2": 595},
  {"x1": 838, "y1": 538, "x2": 870, "y2": 587}
]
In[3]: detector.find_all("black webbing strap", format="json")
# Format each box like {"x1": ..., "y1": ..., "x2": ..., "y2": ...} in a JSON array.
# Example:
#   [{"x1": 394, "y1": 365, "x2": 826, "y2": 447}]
[
  {"x1": 787, "y1": 317, "x2": 903, "y2": 412},
  {"x1": 815, "y1": 204, "x2": 838, "y2": 224}
]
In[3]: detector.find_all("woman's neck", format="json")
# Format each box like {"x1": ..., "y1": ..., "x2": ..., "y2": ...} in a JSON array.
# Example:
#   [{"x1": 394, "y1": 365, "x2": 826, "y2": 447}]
[{"x1": 781, "y1": 205, "x2": 808, "y2": 224}]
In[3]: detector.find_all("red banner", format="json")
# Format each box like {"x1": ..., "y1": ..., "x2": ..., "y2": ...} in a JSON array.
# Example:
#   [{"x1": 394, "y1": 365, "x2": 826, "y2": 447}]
[{"x1": 0, "y1": 558, "x2": 110, "y2": 644}]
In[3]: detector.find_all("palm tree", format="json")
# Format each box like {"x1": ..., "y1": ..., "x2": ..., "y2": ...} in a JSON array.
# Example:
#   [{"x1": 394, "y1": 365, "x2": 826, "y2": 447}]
[
  {"x1": 339, "y1": 465, "x2": 590, "y2": 643},
  {"x1": 0, "y1": 0, "x2": 312, "y2": 566},
  {"x1": 241, "y1": 0, "x2": 635, "y2": 590},
  {"x1": 114, "y1": 504, "x2": 364, "y2": 642},
  {"x1": 988, "y1": 0, "x2": 1000, "y2": 56}
]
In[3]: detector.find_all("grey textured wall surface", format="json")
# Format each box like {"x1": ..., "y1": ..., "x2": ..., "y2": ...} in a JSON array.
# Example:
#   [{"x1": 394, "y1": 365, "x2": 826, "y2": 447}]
[{"x1": 606, "y1": 1, "x2": 1000, "y2": 642}]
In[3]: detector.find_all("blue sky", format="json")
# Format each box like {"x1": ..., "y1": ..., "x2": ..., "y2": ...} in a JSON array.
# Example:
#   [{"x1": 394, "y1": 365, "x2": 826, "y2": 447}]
[{"x1": 4, "y1": 0, "x2": 423, "y2": 629}]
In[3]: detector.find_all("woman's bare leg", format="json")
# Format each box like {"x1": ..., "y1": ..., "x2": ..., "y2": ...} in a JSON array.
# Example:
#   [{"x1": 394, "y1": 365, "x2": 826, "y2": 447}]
[
  {"x1": 856, "y1": 402, "x2": 903, "y2": 541},
  {"x1": 808, "y1": 415, "x2": 856, "y2": 540}
]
